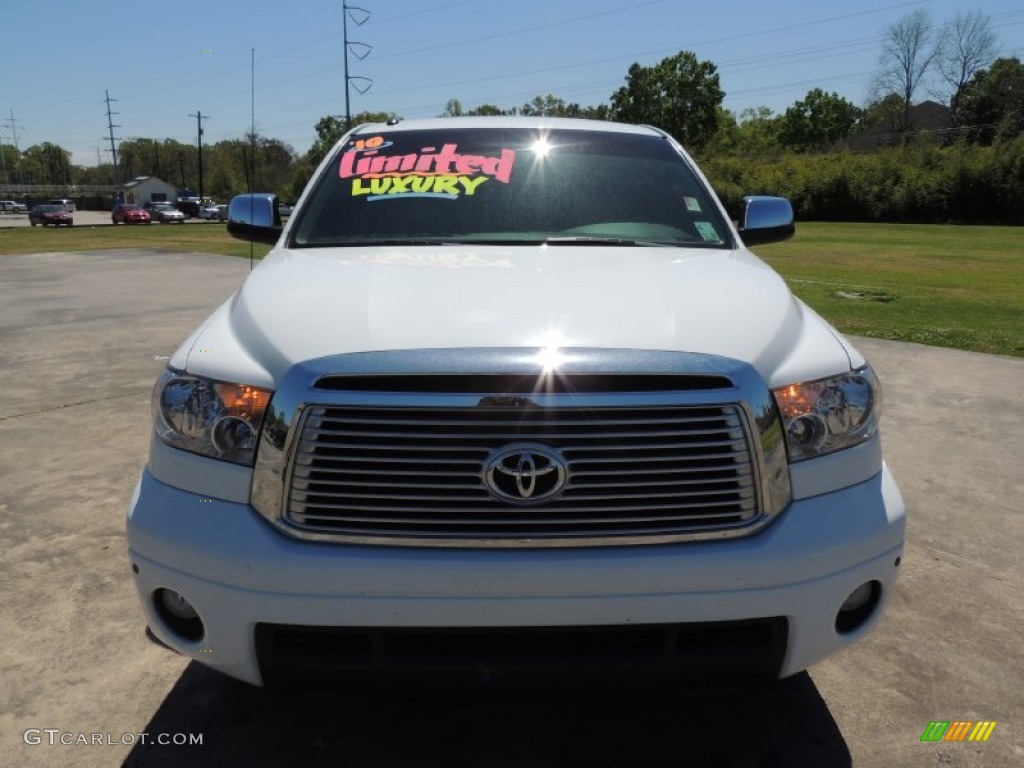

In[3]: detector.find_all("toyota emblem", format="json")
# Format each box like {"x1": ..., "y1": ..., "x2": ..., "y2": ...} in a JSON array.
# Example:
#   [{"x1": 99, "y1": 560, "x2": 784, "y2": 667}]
[{"x1": 483, "y1": 444, "x2": 569, "y2": 504}]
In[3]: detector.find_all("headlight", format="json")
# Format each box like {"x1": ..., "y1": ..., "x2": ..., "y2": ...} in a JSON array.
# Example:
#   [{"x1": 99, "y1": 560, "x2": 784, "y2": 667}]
[
  {"x1": 771, "y1": 365, "x2": 880, "y2": 462},
  {"x1": 153, "y1": 369, "x2": 273, "y2": 466}
]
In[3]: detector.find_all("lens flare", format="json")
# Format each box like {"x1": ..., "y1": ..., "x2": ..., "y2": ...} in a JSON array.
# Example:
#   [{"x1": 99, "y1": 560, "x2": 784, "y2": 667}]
[{"x1": 531, "y1": 138, "x2": 552, "y2": 158}]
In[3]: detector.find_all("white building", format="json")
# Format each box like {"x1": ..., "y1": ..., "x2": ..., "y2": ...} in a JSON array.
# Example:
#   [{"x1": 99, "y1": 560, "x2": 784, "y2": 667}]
[{"x1": 121, "y1": 177, "x2": 177, "y2": 205}]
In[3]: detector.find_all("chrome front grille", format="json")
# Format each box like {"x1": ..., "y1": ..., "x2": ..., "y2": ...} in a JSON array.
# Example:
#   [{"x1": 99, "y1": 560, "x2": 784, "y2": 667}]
[
  {"x1": 249, "y1": 348, "x2": 792, "y2": 547},
  {"x1": 285, "y1": 403, "x2": 757, "y2": 543}
]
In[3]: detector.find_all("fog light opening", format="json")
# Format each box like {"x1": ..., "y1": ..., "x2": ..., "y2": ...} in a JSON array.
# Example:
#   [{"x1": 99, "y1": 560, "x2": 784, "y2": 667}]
[
  {"x1": 154, "y1": 588, "x2": 205, "y2": 642},
  {"x1": 836, "y1": 581, "x2": 881, "y2": 634}
]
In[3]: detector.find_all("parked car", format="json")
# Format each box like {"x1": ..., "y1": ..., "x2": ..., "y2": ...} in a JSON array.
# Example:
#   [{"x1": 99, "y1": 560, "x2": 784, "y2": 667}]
[
  {"x1": 145, "y1": 201, "x2": 186, "y2": 224},
  {"x1": 111, "y1": 204, "x2": 151, "y2": 224},
  {"x1": 129, "y1": 117, "x2": 905, "y2": 692},
  {"x1": 0, "y1": 200, "x2": 28, "y2": 213},
  {"x1": 176, "y1": 198, "x2": 201, "y2": 218},
  {"x1": 198, "y1": 203, "x2": 222, "y2": 220},
  {"x1": 215, "y1": 204, "x2": 229, "y2": 221},
  {"x1": 29, "y1": 204, "x2": 73, "y2": 226},
  {"x1": 46, "y1": 198, "x2": 76, "y2": 211}
]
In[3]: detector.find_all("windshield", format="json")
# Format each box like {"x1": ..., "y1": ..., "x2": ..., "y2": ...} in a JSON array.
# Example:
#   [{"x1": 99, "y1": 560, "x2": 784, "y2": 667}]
[{"x1": 291, "y1": 127, "x2": 732, "y2": 249}]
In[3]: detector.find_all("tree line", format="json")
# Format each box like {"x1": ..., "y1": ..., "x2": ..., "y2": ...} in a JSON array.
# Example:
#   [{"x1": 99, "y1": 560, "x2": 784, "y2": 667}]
[{"x1": 2, "y1": 9, "x2": 1020, "y2": 221}]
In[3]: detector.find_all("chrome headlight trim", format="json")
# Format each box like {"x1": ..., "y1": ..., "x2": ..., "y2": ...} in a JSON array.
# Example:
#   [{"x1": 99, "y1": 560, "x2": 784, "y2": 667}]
[
  {"x1": 153, "y1": 368, "x2": 273, "y2": 466},
  {"x1": 772, "y1": 365, "x2": 880, "y2": 463}
]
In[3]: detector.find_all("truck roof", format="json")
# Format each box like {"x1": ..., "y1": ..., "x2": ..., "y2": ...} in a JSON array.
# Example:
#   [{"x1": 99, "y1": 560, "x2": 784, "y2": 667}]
[{"x1": 349, "y1": 116, "x2": 664, "y2": 137}]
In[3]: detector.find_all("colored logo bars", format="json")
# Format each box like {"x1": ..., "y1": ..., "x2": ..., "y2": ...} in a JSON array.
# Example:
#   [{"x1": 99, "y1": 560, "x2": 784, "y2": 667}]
[{"x1": 920, "y1": 721, "x2": 997, "y2": 742}]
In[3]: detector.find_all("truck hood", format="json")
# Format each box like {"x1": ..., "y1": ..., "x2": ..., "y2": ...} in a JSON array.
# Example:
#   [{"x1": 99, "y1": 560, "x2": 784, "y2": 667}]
[{"x1": 181, "y1": 245, "x2": 852, "y2": 389}]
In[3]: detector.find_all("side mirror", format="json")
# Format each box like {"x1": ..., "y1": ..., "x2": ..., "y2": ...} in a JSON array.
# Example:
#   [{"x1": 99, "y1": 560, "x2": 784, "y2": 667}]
[
  {"x1": 227, "y1": 193, "x2": 282, "y2": 245},
  {"x1": 738, "y1": 196, "x2": 795, "y2": 246}
]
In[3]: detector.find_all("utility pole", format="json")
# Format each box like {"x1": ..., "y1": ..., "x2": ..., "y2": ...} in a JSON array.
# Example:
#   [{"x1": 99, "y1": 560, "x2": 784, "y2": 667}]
[
  {"x1": 342, "y1": 2, "x2": 373, "y2": 129},
  {"x1": 189, "y1": 110, "x2": 210, "y2": 199},
  {"x1": 104, "y1": 90, "x2": 121, "y2": 190},
  {"x1": 3, "y1": 110, "x2": 26, "y2": 188}
]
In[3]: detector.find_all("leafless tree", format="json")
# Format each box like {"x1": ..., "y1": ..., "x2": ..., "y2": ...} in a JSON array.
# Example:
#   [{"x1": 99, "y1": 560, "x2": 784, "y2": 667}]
[
  {"x1": 873, "y1": 10, "x2": 939, "y2": 133},
  {"x1": 935, "y1": 11, "x2": 997, "y2": 107}
]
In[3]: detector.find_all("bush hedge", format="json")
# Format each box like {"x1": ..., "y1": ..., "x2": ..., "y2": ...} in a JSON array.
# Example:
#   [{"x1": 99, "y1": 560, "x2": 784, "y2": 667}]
[{"x1": 699, "y1": 136, "x2": 1024, "y2": 224}]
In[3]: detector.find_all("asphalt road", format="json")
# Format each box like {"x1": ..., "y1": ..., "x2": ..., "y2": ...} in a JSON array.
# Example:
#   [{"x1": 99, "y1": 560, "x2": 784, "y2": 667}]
[{"x1": 1, "y1": 248, "x2": 1021, "y2": 767}]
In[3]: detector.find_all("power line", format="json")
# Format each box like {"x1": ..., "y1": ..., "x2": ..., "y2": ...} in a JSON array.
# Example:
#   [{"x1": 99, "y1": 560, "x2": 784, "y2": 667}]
[
  {"x1": 371, "y1": 0, "x2": 669, "y2": 62},
  {"x1": 26, "y1": 4, "x2": 1024, "y2": 162},
  {"x1": 135, "y1": 35, "x2": 894, "y2": 130},
  {"x1": 374, "y1": 0, "x2": 478, "y2": 25},
  {"x1": 26, "y1": 0, "x2": 938, "y2": 137},
  {"x1": 82, "y1": 12, "x2": 1024, "y2": 130}
]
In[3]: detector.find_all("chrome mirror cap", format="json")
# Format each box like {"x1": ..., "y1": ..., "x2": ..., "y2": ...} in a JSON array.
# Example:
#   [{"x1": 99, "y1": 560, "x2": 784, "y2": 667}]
[
  {"x1": 227, "y1": 193, "x2": 282, "y2": 244},
  {"x1": 739, "y1": 196, "x2": 795, "y2": 246}
]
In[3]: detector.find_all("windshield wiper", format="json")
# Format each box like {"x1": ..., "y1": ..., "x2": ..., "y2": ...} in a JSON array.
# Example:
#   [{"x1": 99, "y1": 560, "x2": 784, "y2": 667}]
[
  {"x1": 542, "y1": 236, "x2": 672, "y2": 247},
  {"x1": 336, "y1": 238, "x2": 452, "y2": 246},
  {"x1": 323, "y1": 237, "x2": 683, "y2": 247}
]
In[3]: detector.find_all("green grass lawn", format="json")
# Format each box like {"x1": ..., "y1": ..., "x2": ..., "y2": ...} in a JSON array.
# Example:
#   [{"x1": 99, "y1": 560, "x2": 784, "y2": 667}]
[
  {"x1": 754, "y1": 222, "x2": 1023, "y2": 358},
  {"x1": 0, "y1": 223, "x2": 272, "y2": 260},
  {"x1": 2, "y1": 220, "x2": 1021, "y2": 357}
]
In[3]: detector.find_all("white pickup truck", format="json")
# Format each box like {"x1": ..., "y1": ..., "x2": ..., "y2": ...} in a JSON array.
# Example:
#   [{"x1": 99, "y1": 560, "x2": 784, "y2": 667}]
[{"x1": 127, "y1": 117, "x2": 905, "y2": 691}]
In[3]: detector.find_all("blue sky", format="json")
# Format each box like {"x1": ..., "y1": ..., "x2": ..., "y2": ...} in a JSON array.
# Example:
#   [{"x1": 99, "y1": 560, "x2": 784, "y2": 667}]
[{"x1": 3, "y1": 0, "x2": 1022, "y2": 166}]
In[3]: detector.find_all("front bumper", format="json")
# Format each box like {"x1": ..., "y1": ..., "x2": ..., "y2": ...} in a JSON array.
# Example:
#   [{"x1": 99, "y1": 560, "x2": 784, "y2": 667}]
[{"x1": 127, "y1": 464, "x2": 905, "y2": 688}]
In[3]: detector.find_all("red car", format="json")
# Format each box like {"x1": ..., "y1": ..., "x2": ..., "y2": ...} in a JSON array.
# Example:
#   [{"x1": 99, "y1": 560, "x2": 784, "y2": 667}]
[
  {"x1": 112, "y1": 204, "x2": 151, "y2": 224},
  {"x1": 29, "y1": 204, "x2": 74, "y2": 227}
]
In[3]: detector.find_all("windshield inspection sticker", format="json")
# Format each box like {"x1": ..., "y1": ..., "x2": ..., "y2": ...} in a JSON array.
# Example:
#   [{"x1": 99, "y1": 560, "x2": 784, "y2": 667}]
[
  {"x1": 684, "y1": 196, "x2": 702, "y2": 212},
  {"x1": 339, "y1": 136, "x2": 516, "y2": 201},
  {"x1": 694, "y1": 221, "x2": 721, "y2": 242}
]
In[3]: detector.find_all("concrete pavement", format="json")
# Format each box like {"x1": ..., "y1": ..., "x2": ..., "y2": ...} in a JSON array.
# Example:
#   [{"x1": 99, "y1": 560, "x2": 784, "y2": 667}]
[{"x1": 0, "y1": 248, "x2": 1021, "y2": 767}]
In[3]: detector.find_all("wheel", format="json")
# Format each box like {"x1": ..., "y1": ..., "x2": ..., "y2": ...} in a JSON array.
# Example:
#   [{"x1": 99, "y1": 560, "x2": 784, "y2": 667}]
[{"x1": 31, "y1": 221, "x2": 37, "y2": 227}]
